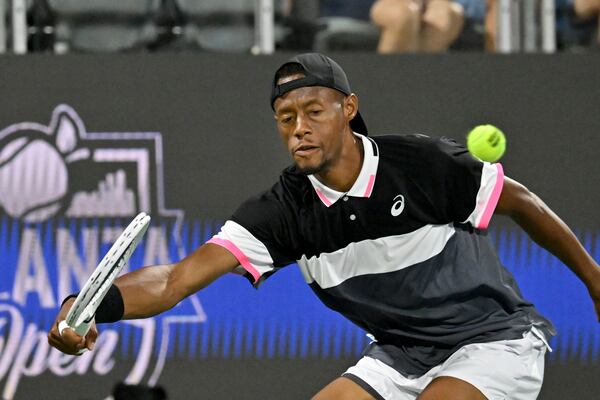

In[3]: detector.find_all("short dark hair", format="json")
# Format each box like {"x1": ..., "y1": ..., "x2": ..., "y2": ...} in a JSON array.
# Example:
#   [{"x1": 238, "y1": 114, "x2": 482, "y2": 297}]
[{"x1": 274, "y1": 62, "x2": 305, "y2": 83}]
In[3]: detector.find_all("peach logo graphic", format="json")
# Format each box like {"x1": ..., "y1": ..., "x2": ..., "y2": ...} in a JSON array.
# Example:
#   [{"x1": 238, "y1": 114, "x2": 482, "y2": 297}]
[
  {"x1": 0, "y1": 105, "x2": 206, "y2": 399},
  {"x1": 0, "y1": 111, "x2": 71, "y2": 222},
  {"x1": 0, "y1": 104, "x2": 179, "y2": 222}
]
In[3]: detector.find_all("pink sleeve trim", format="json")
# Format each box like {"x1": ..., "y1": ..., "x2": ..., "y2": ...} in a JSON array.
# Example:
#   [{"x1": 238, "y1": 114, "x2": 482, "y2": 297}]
[
  {"x1": 477, "y1": 163, "x2": 504, "y2": 229},
  {"x1": 207, "y1": 237, "x2": 261, "y2": 283},
  {"x1": 364, "y1": 174, "x2": 375, "y2": 197}
]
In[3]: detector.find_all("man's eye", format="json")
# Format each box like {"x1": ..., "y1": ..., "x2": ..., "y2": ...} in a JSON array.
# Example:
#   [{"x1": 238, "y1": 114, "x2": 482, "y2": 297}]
[
  {"x1": 280, "y1": 116, "x2": 292, "y2": 124},
  {"x1": 309, "y1": 110, "x2": 322, "y2": 116}
]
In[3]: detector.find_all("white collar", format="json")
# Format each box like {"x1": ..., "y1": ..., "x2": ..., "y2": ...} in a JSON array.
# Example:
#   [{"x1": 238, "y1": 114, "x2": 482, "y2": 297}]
[{"x1": 308, "y1": 133, "x2": 379, "y2": 207}]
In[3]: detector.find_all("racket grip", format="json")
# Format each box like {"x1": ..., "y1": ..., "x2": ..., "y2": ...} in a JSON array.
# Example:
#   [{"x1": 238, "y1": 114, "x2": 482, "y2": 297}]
[
  {"x1": 58, "y1": 319, "x2": 92, "y2": 355},
  {"x1": 73, "y1": 316, "x2": 95, "y2": 337}
]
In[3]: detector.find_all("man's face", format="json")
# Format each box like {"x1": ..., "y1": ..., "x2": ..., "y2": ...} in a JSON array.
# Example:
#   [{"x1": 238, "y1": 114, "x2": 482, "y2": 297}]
[{"x1": 273, "y1": 73, "x2": 355, "y2": 175}]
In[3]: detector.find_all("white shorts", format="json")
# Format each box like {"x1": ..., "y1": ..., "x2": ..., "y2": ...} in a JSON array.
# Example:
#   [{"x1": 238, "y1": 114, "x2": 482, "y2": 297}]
[{"x1": 343, "y1": 328, "x2": 550, "y2": 400}]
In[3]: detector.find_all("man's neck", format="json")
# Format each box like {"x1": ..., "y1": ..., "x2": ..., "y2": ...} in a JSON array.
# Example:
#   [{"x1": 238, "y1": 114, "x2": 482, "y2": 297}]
[{"x1": 315, "y1": 133, "x2": 364, "y2": 192}]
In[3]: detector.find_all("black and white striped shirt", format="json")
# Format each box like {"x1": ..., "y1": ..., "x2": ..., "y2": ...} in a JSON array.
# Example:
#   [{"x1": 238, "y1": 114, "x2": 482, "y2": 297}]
[{"x1": 209, "y1": 133, "x2": 554, "y2": 375}]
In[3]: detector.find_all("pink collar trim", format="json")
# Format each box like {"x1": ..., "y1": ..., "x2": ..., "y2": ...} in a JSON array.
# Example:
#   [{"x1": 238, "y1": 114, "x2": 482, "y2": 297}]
[{"x1": 308, "y1": 133, "x2": 379, "y2": 207}]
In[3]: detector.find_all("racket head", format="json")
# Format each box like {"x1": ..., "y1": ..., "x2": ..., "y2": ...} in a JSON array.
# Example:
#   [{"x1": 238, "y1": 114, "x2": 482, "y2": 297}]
[{"x1": 65, "y1": 212, "x2": 151, "y2": 336}]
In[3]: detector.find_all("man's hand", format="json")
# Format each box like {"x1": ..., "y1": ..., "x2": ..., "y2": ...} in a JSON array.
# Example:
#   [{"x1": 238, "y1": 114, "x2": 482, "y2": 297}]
[{"x1": 47, "y1": 297, "x2": 98, "y2": 355}]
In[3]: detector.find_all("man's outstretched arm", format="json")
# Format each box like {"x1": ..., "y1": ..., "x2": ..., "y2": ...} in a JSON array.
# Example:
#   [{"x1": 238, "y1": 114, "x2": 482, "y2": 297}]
[
  {"x1": 117, "y1": 243, "x2": 238, "y2": 319},
  {"x1": 495, "y1": 177, "x2": 600, "y2": 320},
  {"x1": 48, "y1": 243, "x2": 239, "y2": 354}
]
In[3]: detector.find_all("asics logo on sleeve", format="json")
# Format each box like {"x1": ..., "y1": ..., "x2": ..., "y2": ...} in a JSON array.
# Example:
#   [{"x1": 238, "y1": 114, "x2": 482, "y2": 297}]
[{"x1": 391, "y1": 194, "x2": 405, "y2": 217}]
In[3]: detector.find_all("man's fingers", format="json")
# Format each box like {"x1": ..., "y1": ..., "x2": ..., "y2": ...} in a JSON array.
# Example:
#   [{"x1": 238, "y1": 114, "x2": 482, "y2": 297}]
[
  {"x1": 48, "y1": 336, "x2": 73, "y2": 355},
  {"x1": 48, "y1": 335, "x2": 82, "y2": 356},
  {"x1": 85, "y1": 326, "x2": 98, "y2": 351},
  {"x1": 47, "y1": 298, "x2": 91, "y2": 355},
  {"x1": 64, "y1": 331, "x2": 85, "y2": 348},
  {"x1": 58, "y1": 324, "x2": 86, "y2": 349},
  {"x1": 48, "y1": 317, "x2": 100, "y2": 356}
]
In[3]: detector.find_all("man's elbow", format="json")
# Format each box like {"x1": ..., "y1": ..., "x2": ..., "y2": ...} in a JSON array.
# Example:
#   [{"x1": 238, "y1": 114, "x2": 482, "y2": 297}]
[{"x1": 496, "y1": 177, "x2": 545, "y2": 219}]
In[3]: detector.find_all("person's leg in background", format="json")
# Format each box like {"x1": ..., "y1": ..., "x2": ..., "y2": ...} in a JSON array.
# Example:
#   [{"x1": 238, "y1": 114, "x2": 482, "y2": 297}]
[
  {"x1": 420, "y1": 0, "x2": 465, "y2": 52},
  {"x1": 370, "y1": 0, "x2": 422, "y2": 52},
  {"x1": 573, "y1": 0, "x2": 600, "y2": 44},
  {"x1": 485, "y1": 0, "x2": 497, "y2": 51}
]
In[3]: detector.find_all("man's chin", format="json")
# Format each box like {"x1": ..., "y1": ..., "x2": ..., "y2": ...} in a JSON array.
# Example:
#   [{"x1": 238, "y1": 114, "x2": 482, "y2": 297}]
[{"x1": 294, "y1": 162, "x2": 323, "y2": 176}]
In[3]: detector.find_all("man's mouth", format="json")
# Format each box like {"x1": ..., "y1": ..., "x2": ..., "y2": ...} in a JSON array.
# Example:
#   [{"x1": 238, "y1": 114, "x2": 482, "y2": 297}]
[{"x1": 294, "y1": 144, "x2": 319, "y2": 157}]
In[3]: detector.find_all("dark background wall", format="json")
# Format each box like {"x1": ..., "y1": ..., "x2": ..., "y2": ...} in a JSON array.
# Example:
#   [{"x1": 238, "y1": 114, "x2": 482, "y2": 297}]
[
  {"x1": 1, "y1": 54, "x2": 598, "y2": 225},
  {"x1": 1, "y1": 54, "x2": 600, "y2": 400}
]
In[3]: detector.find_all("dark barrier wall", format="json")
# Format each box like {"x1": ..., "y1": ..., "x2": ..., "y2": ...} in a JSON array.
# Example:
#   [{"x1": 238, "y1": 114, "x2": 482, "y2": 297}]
[
  {"x1": 2, "y1": 54, "x2": 599, "y2": 225},
  {"x1": 0, "y1": 54, "x2": 599, "y2": 400}
]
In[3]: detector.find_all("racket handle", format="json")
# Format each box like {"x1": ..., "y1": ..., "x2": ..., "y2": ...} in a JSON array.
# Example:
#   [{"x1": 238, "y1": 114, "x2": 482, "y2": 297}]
[
  {"x1": 73, "y1": 316, "x2": 94, "y2": 337},
  {"x1": 58, "y1": 319, "x2": 93, "y2": 355},
  {"x1": 74, "y1": 317, "x2": 93, "y2": 354}
]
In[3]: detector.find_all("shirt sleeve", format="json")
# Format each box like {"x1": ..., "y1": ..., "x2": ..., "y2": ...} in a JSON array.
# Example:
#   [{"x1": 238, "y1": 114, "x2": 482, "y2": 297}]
[
  {"x1": 207, "y1": 185, "x2": 297, "y2": 288},
  {"x1": 416, "y1": 136, "x2": 504, "y2": 229}
]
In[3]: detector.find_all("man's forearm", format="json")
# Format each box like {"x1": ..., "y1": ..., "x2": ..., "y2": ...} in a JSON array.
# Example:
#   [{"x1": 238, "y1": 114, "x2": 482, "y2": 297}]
[
  {"x1": 114, "y1": 264, "x2": 180, "y2": 319},
  {"x1": 113, "y1": 243, "x2": 240, "y2": 320},
  {"x1": 508, "y1": 190, "x2": 600, "y2": 287}
]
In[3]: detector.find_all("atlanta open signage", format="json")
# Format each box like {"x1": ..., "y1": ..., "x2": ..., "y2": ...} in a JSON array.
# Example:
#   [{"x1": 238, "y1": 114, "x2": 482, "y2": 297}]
[{"x1": 0, "y1": 105, "x2": 206, "y2": 399}]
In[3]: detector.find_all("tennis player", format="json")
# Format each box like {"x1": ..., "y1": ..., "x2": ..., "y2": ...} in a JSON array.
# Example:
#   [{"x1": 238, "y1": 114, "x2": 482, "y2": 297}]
[{"x1": 49, "y1": 53, "x2": 600, "y2": 400}]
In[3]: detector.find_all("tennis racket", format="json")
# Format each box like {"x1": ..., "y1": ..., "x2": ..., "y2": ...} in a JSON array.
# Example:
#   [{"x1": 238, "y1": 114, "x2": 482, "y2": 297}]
[{"x1": 59, "y1": 212, "x2": 151, "y2": 345}]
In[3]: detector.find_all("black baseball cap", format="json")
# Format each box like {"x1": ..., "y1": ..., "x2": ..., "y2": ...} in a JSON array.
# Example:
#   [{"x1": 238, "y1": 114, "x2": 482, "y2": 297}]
[{"x1": 270, "y1": 53, "x2": 368, "y2": 136}]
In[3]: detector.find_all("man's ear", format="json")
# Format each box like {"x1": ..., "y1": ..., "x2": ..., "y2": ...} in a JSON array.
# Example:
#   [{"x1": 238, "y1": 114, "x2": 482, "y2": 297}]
[{"x1": 344, "y1": 94, "x2": 359, "y2": 121}]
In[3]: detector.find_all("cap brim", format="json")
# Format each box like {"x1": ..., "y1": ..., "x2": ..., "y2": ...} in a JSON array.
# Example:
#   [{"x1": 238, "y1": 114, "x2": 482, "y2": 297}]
[{"x1": 350, "y1": 111, "x2": 368, "y2": 136}]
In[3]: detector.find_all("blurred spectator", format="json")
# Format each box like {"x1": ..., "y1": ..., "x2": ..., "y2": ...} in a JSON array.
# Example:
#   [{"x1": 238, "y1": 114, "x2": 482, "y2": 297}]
[
  {"x1": 321, "y1": 0, "x2": 374, "y2": 20},
  {"x1": 452, "y1": 0, "x2": 487, "y2": 50},
  {"x1": 307, "y1": 0, "x2": 470, "y2": 53},
  {"x1": 564, "y1": 0, "x2": 600, "y2": 47},
  {"x1": 312, "y1": 0, "x2": 380, "y2": 52},
  {"x1": 370, "y1": 0, "x2": 465, "y2": 53},
  {"x1": 27, "y1": 0, "x2": 55, "y2": 52},
  {"x1": 279, "y1": 0, "x2": 377, "y2": 52},
  {"x1": 279, "y1": 0, "x2": 322, "y2": 50},
  {"x1": 455, "y1": 0, "x2": 486, "y2": 22},
  {"x1": 148, "y1": 0, "x2": 186, "y2": 51},
  {"x1": 486, "y1": 0, "x2": 599, "y2": 51},
  {"x1": 484, "y1": 0, "x2": 496, "y2": 51}
]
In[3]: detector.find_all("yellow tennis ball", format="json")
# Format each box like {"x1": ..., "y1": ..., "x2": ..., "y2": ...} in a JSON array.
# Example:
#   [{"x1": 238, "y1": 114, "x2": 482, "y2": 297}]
[{"x1": 467, "y1": 124, "x2": 506, "y2": 162}]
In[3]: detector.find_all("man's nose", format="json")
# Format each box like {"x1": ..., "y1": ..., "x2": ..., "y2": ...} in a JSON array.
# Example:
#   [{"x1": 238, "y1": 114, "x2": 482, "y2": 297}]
[{"x1": 293, "y1": 114, "x2": 311, "y2": 138}]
